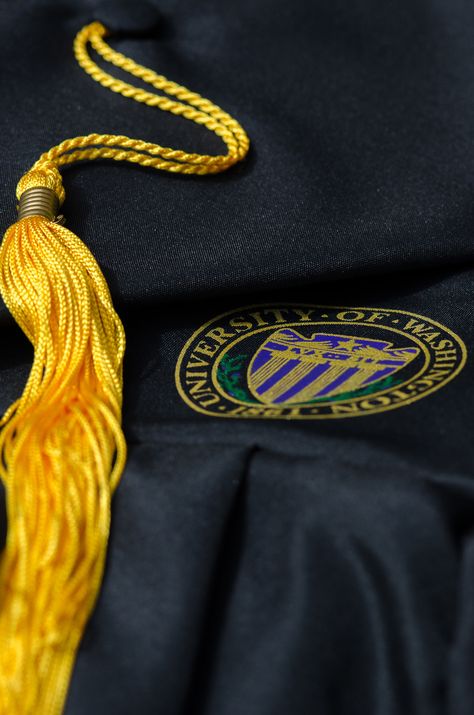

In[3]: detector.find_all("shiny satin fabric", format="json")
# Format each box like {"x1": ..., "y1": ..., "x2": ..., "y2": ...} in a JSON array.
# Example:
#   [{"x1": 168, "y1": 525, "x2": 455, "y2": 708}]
[{"x1": 1, "y1": 0, "x2": 474, "y2": 713}]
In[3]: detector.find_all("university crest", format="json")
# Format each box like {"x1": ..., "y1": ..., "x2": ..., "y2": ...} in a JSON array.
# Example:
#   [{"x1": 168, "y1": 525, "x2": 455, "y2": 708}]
[
  {"x1": 175, "y1": 305, "x2": 466, "y2": 419},
  {"x1": 248, "y1": 330, "x2": 419, "y2": 405}
]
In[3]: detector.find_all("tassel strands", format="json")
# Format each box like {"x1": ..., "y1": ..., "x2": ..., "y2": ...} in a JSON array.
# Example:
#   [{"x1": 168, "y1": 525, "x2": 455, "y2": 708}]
[{"x1": 0, "y1": 165, "x2": 126, "y2": 714}]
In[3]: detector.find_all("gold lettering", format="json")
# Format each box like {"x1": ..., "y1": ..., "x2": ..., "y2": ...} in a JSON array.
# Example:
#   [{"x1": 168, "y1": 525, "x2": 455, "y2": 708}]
[
  {"x1": 185, "y1": 371, "x2": 207, "y2": 380},
  {"x1": 227, "y1": 406, "x2": 248, "y2": 415},
  {"x1": 419, "y1": 331, "x2": 440, "y2": 343},
  {"x1": 280, "y1": 407, "x2": 302, "y2": 418},
  {"x1": 366, "y1": 311, "x2": 390, "y2": 323},
  {"x1": 187, "y1": 379, "x2": 212, "y2": 396},
  {"x1": 390, "y1": 389, "x2": 412, "y2": 401},
  {"x1": 186, "y1": 355, "x2": 209, "y2": 369},
  {"x1": 330, "y1": 402, "x2": 359, "y2": 414},
  {"x1": 293, "y1": 308, "x2": 316, "y2": 321},
  {"x1": 402, "y1": 318, "x2": 448, "y2": 347},
  {"x1": 248, "y1": 311, "x2": 269, "y2": 327},
  {"x1": 413, "y1": 368, "x2": 450, "y2": 388},
  {"x1": 206, "y1": 327, "x2": 235, "y2": 345},
  {"x1": 229, "y1": 316, "x2": 253, "y2": 332},
  {"x1": 193, "y1": 340, "x2": 218, "y2": 358},
  {"x1": 414, "y1": 378, "x2": 435, "y2": 389},
  {"x1": 433, "y1": 339, "x2": 453, "y2": 351},
  {"x1": 426, "y1": 368, "x2": 450, "y2": 381},
  {"x1": 360, "y1": 396, "x2": 392, "y2": 409},
  {"x1": 235, "y1": 406, "x2": 271, "y2": 417},
  {"x1": 404, "y1": 318, "x2": 431, "y2": 335},
  {"x1": 434, "y1": 349, "x2": 457, "y2": 362},
  {"x1": 336, "y1": 310, "x2": 365, "y2": 322},
  {"x1": 199, "y1": 394, "x2": 221, "y2": 407}
]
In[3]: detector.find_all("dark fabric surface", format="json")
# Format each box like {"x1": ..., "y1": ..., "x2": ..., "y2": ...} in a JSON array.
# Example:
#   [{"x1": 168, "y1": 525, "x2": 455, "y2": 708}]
[{"x1": 0, "y1": 0, "x2": 474, "y2": 713}]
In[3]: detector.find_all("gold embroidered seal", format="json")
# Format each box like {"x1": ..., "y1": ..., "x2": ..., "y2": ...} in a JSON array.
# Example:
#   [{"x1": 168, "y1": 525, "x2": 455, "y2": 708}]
[{"x1": 175, "y1": 305, "x2": 467, "y2": 419}]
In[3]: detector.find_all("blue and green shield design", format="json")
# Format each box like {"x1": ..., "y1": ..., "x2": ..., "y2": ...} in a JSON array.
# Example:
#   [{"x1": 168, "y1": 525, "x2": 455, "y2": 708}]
[{"x1": 248, "y1": 329, "x2": 420, "y2": 405}]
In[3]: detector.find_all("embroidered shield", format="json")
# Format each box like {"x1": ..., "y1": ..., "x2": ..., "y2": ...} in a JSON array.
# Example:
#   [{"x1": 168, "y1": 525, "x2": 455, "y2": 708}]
[{"x1": 248, "y1": 329, "x2": 420, "y2": 405}]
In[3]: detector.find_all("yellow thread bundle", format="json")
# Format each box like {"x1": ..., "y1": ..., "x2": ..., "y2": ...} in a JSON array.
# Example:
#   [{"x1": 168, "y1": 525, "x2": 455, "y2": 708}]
[
  {"x1": 0, "y1": 20, "x2": 248, "y2": 715},
  {"x1": 0, "y1": 167, "x2": 126, "y2": 714}
]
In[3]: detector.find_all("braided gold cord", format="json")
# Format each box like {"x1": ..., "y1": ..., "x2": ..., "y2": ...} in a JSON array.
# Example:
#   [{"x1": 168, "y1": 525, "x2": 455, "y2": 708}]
[{"x1": 28, "y1": 21, "x2": 249, "y2": 190}]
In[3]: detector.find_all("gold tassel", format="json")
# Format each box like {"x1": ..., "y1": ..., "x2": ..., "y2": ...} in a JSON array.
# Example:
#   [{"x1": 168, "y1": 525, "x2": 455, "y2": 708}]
[
  {"x1": 0, "y1": 165, "x2": 126, "y2": 714},
  {"x1": 0, "y1": 17, "x2": 248, "y2": 712}
]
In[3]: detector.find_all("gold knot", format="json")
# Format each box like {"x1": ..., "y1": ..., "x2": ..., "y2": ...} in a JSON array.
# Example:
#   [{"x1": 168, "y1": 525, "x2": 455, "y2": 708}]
[{"x1": 16, "y1": 163, "x2": 65, "y2": 206}]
